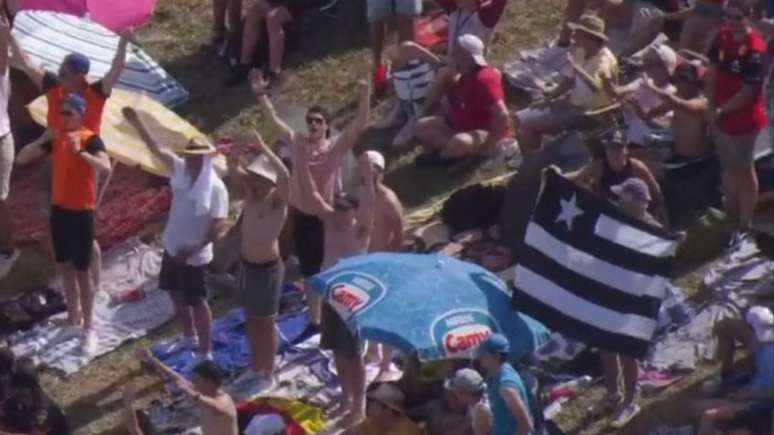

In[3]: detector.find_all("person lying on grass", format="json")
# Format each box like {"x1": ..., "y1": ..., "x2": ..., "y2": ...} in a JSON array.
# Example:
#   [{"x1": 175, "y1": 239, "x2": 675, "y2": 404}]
[{"x1": 137, "y1": 348, "x2": 238, "y2": 435}]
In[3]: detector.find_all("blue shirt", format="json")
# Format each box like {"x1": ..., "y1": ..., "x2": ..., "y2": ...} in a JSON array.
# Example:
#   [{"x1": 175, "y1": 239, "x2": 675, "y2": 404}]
[
  {"x1": 487, "y1": 363, "x2": 531, "y2": 435},
  {"x1": 747, "y1": 342, "x2": 774, "y2": 393}
]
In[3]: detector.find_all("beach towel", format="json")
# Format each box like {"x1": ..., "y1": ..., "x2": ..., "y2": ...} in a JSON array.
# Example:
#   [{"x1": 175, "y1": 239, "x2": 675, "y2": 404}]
[
  {"x1": 238, "y1": 398, "x2": 326, "y2": 435},
  {"x1": 12, "y1": 11, "x2": 188, "y2": 107},
  {"x1": 9, "y1": 239, "x2": 174, "y2": 374}
]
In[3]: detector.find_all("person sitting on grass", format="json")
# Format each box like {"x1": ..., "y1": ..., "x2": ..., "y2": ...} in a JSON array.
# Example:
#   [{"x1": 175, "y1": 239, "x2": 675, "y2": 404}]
[
  {"x1": 694, "y1": 306, "x2": 774, "y2": 435},
  {"x1": 564, "y1": 128, "x2": 669, "y2": 226},
  {"x1": 0, "y1": 358, "x2": 69, "y2": 435},
  {"x1": 376, "y1": 0, "x2": 507, "y2": 147},
  {"x1": 514, "y1": 14, "x2": 618, "y2": 153},
  {"x1": 344, "y1": 383, "x2": 423, "y2": 435},
  {"x1": 601, "y1": 44, "x2": 677, "y2": 148},
  {"x1": 411, "y1": 34, "x2": 511, "y2": 166},
  {"x1": 138, "y1": 349, "x2": 238, "y2": 435},
  {"x1": 226, "y1": 130, "x2": 290, "y2": 392},
  {"x1": 475, "y1": 334, "x2": 534, "y2": 435},
  {"x1": 408, "y1": 367, "x2": 492, "y2": 435}
]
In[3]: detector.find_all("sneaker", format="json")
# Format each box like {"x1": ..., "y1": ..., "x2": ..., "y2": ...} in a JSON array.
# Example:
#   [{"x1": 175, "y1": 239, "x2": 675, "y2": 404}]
[
  {"x1": 373, "y1": 64, "x2": 388, "y2": 96},
  {"x1": 610, "y1": 403, "x2": 641, "y2": 428},
  {"x1": 375, "y1": 104, "x2": 406, "y2": 130},
  {"x1": 224, "y1": 64, "x2": 250, "y2": 87},
  {"x1": 392, "y1": 116, "x2": 416, "y2": 148},
  {"x1": 0, "y1": 249, "x2": 20, "y2": 279}
]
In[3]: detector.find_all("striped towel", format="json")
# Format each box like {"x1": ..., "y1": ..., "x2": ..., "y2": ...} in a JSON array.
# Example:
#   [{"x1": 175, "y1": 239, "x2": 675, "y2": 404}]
[{"x1": 12, "y1": 10, "x2": 188, "y2": 107}]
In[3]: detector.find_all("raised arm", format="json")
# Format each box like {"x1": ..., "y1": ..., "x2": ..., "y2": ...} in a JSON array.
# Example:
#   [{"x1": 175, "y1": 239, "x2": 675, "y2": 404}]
[
  {"x1": 295, "y1": 143, "x2": 334, "y2": 217},
  {"x1": 9, "y1": 33, "x2": 44, "y2": 90},
  {"x1": 0, "y1": 13, "x2": 10, "y2": 76},
  {"x1": 356, "y1": 155, "x2": 376, "y2": 242},
  {"x1": 332, "y1": 80, "x2": 371, "y2": 159},
  {"x1": 122, "y1": 107, "x2": 179, "y2": 172},
  {"x1": 102, "y1": 30, "x2": 132, "y2": 95},
  {"x1": 251, "y1": 71, "x2": 295, "y2": 144},
  {"x1": 253, "y1": 128, "x2": 291, "y2": 202}
]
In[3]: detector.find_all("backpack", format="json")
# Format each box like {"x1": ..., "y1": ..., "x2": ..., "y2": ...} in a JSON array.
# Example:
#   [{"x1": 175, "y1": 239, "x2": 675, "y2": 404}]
[{"x1": 440, "y1": 183, "x2": 506, "y2": 234}]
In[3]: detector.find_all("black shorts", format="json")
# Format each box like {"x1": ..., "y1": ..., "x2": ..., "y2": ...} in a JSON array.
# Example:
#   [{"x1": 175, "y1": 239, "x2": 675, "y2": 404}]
[
  {"x1": 49, "y1": 206, "x2": 94, "y2": 271},
  {"x1": 159, "y1": 252, "x2": 207, "y2": 306},
  {"x1": 293, "y1": 209, "x2": 324, "y2": 277},
  {"x1": 320, "y1": 303, "x2": 362, "y2": 357},
  {"x1": 268, "y1": 0, "x2": 328, "y2": 19}
]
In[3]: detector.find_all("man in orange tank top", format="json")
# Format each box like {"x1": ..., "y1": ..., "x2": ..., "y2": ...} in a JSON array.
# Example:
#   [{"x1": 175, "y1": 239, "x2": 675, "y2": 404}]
[{"x1": 15, "y1": 94, "x2": 111, "y2": 352}]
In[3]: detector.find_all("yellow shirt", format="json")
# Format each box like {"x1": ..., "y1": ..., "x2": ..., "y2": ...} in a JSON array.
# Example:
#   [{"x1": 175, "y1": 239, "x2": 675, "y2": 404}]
[
  {"x1": 353, "y1": 417, "x2": 424, "y2": 435},
  {"x1": 567, "y1": 46, "x2": 618, "y2": 110}
]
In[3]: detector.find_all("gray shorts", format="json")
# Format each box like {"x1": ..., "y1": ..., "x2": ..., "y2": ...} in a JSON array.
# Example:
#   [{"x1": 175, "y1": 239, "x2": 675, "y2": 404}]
[
  {"x1": 0, "y1": 134, "x2": 14, "y2": 201},
  {"x1": 713, "y1": 128, "x2": 760, "y2": 169},
  {"x1": 320, "y1": 303, "x2": 362, "y2": 357},
  {"x1": 366, "y1": 0, "x2": 421, "y2": 23},
  {"x1": 237, "y1": 259, "x2": 285, "y2": 317}
]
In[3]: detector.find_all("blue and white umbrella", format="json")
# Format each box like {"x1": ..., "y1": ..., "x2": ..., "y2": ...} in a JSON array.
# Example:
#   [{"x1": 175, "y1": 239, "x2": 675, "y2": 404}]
[{"x1": 308, "y1": 253, "x2": 549, "y2": 361}]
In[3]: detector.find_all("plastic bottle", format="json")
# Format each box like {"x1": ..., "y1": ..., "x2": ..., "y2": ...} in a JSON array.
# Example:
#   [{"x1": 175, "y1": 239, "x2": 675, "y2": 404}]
[
  {"x1": 543, "y1": 375, "x2": 593, "y2": 402},
  {"x1": 110, "y1": 288, "x2": 146, "y2": 306}
]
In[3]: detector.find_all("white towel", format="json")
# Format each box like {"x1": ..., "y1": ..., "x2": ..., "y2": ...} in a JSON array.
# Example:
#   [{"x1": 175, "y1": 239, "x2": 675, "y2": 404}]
[{"x1": 171, "y1": 156, "x2": 215, "y2": 216}]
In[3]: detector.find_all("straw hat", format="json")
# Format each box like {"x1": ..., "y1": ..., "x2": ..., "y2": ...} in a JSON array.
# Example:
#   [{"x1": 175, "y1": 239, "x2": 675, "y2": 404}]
[
  {"x1": 569, "y1": 14, "x2": 608, "y2": 42},
  {"x1": 181, "y1": 137, "x2": 217, "y2": 155},
  {"x1": 246, "y1": 154, "x2": 278, "y2": 184}
]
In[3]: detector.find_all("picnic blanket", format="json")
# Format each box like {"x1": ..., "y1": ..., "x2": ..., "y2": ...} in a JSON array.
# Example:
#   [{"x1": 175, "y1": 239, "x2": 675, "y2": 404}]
[
  {"x1": 12, "y1": 11, "x2": 188, "y2": 107},
  {"x1": 9, "y1": 163, "x2": 171, "y2": 248},
  {"x1": 9, "y1": 238, "x2": 174, "y2": 374}
]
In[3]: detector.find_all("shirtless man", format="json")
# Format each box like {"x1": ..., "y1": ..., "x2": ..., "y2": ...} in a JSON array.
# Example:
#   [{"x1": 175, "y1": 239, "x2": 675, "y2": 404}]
[
  {"x1": 138, "y1": 349, "x2": 238, "y2": 435},
  {"x1": 360, "y1": 150, "x2": 405, "y2": 378},
  {"x1": 642, "y1": 62, "x2": 709, "y2": 171},
  {"x1": 227, "y1": 130, "x2": 289, "y2": 389},
  {"x1": 297, "y1": 146, "x2": 376, "y2": 429},
  {"x1": 253, "y1": 71, "x2": 370, "y2": 340}
]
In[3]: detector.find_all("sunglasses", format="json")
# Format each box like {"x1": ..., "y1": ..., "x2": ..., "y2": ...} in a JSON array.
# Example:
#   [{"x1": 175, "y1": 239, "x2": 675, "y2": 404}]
[{"x1": 306, "y1": 117, "x2": 325, "y2": 126}]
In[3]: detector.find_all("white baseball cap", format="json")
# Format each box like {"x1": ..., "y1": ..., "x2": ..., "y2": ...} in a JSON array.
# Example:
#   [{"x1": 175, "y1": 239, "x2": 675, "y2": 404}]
[
  {"x1": 647, "y1": 44, "x2": 678, "y2": 76},
  {"x1": 458, "y1": 34, "x2": 487, "y2": 66},
  {"x1": 746, "y1": 306, "x2": 774, "y2": 343},
  {"x1": 246, "y1": 154, "x2": 278, "y2": 185},
  {"x1": 365, "y1": 150, "x2": 385, "y2": 171}
]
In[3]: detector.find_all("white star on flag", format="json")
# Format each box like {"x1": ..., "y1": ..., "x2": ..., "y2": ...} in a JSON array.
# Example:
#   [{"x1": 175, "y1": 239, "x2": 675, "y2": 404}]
[{"x1": 555, "y1": 194, "x2": 583, "y2": 231}]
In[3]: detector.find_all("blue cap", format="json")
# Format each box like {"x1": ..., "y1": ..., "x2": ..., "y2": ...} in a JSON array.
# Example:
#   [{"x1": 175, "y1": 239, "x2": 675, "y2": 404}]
[
  {"x1": 477, "y1": 333, "x2": 511, "y2": 356},
  {"x1": 61, "y1": 53, "x2": 90, "y2": 75},
  {"x1": 62, "y1": 93, "x2": 86, "y2": 116}
]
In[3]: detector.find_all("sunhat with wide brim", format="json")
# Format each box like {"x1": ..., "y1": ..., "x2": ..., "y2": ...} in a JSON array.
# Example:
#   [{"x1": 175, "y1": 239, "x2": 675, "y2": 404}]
[
  {"x1": 568, "y1": 14, "x2": 608, "y2": 42},
  {"x1": 180, "y1": 137, "x2": 217, "y2": 155}
]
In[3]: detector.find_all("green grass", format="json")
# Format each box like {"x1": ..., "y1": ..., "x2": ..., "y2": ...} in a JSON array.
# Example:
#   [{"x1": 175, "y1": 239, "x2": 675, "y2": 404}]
[{"x1": 0, "y1": 0, "x2": 730, "y2": 433}]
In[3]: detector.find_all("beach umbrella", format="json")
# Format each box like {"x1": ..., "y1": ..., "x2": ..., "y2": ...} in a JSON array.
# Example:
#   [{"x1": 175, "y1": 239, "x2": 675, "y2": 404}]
[
  {"x1": 20, "y1": 0, "x2": 155, "y2": 33},
  {"x1": 308, "y1": 253, "x2": 549, "y2": 361},
  {"x1": 28, "y1": 88, "x2": 225, "y2": 177},
  {"x1": 12, "y1": 10, "x2": 188, "y2": 107}
]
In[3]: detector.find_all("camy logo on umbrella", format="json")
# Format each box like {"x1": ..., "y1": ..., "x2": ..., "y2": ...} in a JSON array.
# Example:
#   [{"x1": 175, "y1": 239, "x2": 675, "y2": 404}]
[
  {"x1": 328, "y1": 273, "x2": 384, "y2": 321},
  {"x1": 432, "y1": 311, "x2": 498, "y2": 358}
]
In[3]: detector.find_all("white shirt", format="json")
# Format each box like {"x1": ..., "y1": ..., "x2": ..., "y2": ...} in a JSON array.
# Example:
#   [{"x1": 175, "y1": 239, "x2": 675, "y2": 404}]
[
  {"x1": 162, "y1": 158, "x2": 229, "y2": 266},
  {"x1": 622, "y1": 78, "x2": 675, "y2": 145},
  {"x1": 0, "y1": 70, "x2": 11, "y2": 137}
]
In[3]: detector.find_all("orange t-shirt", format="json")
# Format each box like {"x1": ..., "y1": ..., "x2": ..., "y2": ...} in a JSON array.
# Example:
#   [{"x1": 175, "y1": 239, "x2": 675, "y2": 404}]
[
  {"x1": 43, "y1": 72, "x2": 108, "y2": 134},
  {"x1": 46, "y1": 128, "x2": 106, "y2": 211}
]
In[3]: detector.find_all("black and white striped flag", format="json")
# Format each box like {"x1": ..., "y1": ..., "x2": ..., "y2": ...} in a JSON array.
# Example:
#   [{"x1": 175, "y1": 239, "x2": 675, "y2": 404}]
[{"x1": 512, "y1": 170, "x2": 679, "y2": 358}]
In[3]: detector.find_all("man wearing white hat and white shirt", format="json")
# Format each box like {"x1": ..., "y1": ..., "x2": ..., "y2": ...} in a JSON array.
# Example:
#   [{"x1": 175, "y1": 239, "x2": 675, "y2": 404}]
[
  {"x1": 225, "y1": 130, "x2": 290, "y2": 390},
  {"x1": 123, "y1": 108, "x2": 229, "y2": 361},
  {"x1": 412, "y1": 34, "x2": 511, "y2": 166},
  {"x1": 695, "y1": 306, "x2": 774, "y2": 435}
]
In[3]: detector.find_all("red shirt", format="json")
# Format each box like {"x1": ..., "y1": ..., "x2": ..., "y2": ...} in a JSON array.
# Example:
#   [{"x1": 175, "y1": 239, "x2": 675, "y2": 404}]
[
  {"x1": 708, "y1": 25, "x2": 767, "y2": 135},
  {"x1": 448, "y1": 65, "x2": 506, "y2": 134}
]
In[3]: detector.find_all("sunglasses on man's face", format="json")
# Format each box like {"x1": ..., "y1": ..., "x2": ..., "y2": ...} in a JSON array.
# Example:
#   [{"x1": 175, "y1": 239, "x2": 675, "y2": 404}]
[{"x1": 306, "y1": 117, "x2": 325, "y2": 126}]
